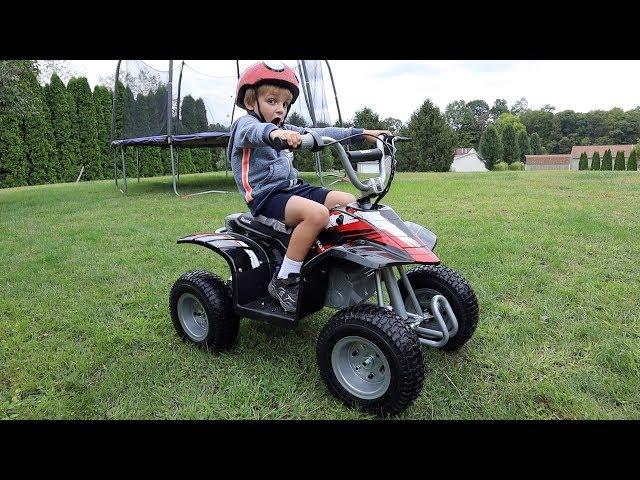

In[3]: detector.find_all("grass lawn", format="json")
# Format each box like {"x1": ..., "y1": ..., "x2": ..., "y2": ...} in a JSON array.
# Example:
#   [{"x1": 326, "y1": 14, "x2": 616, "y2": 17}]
[{"x1": 1, "y1": 170, "x2": 639, "y2": 419}]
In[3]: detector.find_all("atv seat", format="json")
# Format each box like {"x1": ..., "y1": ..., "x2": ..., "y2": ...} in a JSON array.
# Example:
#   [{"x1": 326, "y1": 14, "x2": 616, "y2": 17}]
[{"x1": 225, "y1": 212, "x2": 293, "y2": 248}]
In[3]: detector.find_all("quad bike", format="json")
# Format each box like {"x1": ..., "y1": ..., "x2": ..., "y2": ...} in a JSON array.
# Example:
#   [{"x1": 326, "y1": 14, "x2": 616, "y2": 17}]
[{"x1": 169, "y1": 132, "x2": 479, "y2": 416}]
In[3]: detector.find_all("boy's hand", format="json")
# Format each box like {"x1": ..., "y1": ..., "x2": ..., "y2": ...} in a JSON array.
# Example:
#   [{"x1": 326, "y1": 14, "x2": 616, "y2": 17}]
[
  {"x1": 363, "y1": 129, "x2": 393, "y2": 143},
  {"x1": 270, "y1": 129, "x2": 302, "y2": 149}
]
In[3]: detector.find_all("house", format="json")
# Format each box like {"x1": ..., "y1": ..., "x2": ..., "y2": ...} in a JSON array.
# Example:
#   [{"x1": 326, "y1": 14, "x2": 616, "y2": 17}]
[
  {"x1": 450, "y1": 148, "x2": 488, "y2": 172},
  {"x1": 569, "y1": 145, "x2": 635, "y2": 170},
  {"x1": 525, "y1": 155, "x2": 572, "y2": 170}
]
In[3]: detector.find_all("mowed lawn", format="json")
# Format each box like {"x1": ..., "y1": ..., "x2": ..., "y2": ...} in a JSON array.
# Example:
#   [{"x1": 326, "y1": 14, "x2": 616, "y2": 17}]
[{"x1": 1, "y1": 170, "x2": 638, "y2": 419}]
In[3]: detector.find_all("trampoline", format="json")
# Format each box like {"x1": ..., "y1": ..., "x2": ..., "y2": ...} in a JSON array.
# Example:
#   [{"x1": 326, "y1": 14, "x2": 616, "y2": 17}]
[{"x1": 110, "y1": 60, "x2": 345, "y2": 197}]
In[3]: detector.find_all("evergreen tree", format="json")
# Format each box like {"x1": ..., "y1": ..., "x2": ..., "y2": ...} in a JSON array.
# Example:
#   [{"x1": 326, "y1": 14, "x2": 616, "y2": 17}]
[
  {"x1": 591, "y1": 151, "x2": 601, "y2": 170},
  {"x1": 0, "y1": 113, "x2": 28, "y2": 187},
  {"x1": 193, "y1": 98, "x2": 211, "y2": 172},
  {"x1": 23, "y1": 74, "x2": 59, "y2": 185},
  {"x1": 517, "y1": 129, "x2": 530, "y2": 162},
  {"x1": 530, "y1": 132, "x2": 544, "y2": 155},
  {"x1": 46, "y1": 73, "x2": 80, "y2": 182},
  {"x1": 501, "y1": 123, "x2": 520, "y2": 164},
  {"x1": 67, "y1": 77, "x2": 102, "y2": 180},
  {"x1": 93, "y1": 85, "x2": 114, "y2": 179},
  {"x1": 614, "y1": 150, "x2": 625, "y2": 170},
  {"x1": 627, "y1": 149, "x2": 637, "y2": 170},
  {"x1": 479, "y1": 125, "x2": 503, "y2": 170},
  {"x1": 578, "y1": 152, "x2": 588, "y2": 170},
  {"x1": 601, "y1": 149, "x2": 613, "y2": 170},
  {"x1": 404, "y1": 99, "x2": 455, "y2": 172}
]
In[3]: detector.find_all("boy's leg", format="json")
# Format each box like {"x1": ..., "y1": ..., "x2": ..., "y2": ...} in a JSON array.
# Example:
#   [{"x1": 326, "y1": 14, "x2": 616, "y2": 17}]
[
  {"x1": 268, "y1": 196, "x2": 329, "y2": 312},
  {"x1": 324, "y1": 190, "x2": 357, "y2": 209},
  {"x1": 283, "y1": 196, "x2": 330, "y2": 261}
]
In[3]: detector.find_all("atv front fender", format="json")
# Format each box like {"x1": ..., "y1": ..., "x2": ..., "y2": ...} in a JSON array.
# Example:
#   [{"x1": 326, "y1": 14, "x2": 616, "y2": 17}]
[
  {"x1": 295, "y1": 240, "x2": 439, "y2": 319},
  {"x1": 178, "y1": 232, "x2": 272, "y2": 306}
]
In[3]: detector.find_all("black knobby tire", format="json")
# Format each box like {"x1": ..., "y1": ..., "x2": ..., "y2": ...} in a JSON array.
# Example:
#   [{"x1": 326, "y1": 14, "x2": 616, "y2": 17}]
[
  {"x1": 169, "y1": 270, "x2": 239, "y2": 352},
  {"x1": 398, "y1": 265, "x2": 479, "y2": 351},
  {"x1": 316, "y1": 303, "x2": 425, "y2": 417}
]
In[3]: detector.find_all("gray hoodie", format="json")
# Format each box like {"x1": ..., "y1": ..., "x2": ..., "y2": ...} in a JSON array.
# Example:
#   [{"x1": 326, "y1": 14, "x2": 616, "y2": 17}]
[{"x1": 227, "y1": 113, "x2": 364, "y2": 214}]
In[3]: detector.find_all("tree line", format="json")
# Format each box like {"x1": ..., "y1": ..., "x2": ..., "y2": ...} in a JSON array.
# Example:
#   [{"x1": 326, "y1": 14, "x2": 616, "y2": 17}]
[
  {"x1": 2, "y1": 61, "x2": 640, "y2": 189},
  {"x1": 0, "y1": 61, "x2": 228, "y2": 189}
]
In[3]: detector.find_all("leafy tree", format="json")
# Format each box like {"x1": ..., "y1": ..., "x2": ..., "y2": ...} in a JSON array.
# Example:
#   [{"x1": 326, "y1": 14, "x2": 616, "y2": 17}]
[
  {"x1": 501, "y1": 123, "x2": 520, "y2": 164},
  {"x1": 465, "y1": 99, "x2": 490, "y2": 147},
  {"x1": 510, "y1": 97, "x2": 528, "y2": 115},
  {"x1": 591, "y1": 151, "x2": 601, "y2": 170},
  {"x1": 578, "y1": 152, "x2": 588, "y2": 170},
  {"x1": 614, "y1": 151, "x2": 625, "y2": 170},
  {"x1": 403, "y1": 99, "x2": 455, "y2": 172},
  {"x1": 46, "y1": 73, "x2": 79, "y2": 182},
  {"x1": 601, "y1": 149, "x2": 613, "y2": 170},
  {"x1": 558, "y1": 136, "x2": 573, "y2": 154},
  {"x1": 479, "y1": 125, "x2": 502, "y2": 170},
  {"x1": 517, "y1": 130, "x2": 531, "y2": 162},
  {"x1": 494, "y1": 112, "x2": 526, "y2": 138},
  {"x1": 627, "y1": 149, "x2": 637, "y2": 170},
  {"x1": 67, "y1": 77, "x2": 102, "y2": 180},
  {"x1": 530, "y1": 132, "x2": 544, "y2": 155},
  {"x1": 0, "y1": 113, "x2": 28, "y2": 187},
  {"x1": 520, "y1": 109, "x2": 555, "y2": 148},
  {"x1": 490, "y1": 99, "x2": 509, "y2": 123},
  {"x1": 445, "y1": 100, "x2": 477, "y2": 147}
]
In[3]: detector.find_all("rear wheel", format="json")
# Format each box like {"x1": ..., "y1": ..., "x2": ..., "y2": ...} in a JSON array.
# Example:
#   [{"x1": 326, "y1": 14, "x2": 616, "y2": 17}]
[
  {"x1": 316, "y1": 303, "x2": 425, "y2": 416},
  {"x1": 398, "y1": 265, "x2": 479, "y2": 351},
  {"x1": 169, "y1": 270, "x2": 239, "y2": 352}
]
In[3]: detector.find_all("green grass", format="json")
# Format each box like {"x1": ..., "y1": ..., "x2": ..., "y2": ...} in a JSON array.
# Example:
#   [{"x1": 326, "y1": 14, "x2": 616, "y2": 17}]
[{"x1": 1, "y1": 170, "x2": 639, "y2": 419}]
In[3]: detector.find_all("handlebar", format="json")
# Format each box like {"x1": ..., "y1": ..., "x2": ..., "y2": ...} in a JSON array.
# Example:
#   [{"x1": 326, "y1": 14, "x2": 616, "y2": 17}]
[{"x1": 270, "y1": 132, "x2": 412, "y2": 195}]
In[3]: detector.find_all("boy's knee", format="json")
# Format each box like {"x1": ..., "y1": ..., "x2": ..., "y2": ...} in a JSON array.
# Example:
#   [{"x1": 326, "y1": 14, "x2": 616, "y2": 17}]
[{"x1": 310, "y1": 205, "x2": 330, "y2": 227}]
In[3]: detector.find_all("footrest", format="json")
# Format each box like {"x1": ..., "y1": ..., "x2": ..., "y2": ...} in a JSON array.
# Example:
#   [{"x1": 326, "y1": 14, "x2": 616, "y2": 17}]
[{"x1": 236, "y1": 296, "x2": 296, "y2": 329}]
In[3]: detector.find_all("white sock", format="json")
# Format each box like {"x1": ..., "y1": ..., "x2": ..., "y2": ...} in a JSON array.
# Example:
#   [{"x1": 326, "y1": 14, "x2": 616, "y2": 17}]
[{"x1": 278, "y1": 255, "x2": 303, "y2": 279}]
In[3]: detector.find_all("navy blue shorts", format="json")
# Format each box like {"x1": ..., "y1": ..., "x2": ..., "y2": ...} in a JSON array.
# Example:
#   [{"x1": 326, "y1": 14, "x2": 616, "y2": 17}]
[{"x1": 252, "y1": 180, "x2": 331, "y2": 221}]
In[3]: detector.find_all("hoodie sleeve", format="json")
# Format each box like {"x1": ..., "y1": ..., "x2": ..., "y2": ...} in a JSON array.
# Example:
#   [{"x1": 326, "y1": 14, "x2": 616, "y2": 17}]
[
  {"x1": 233, "y1": 115, "x2": 279, "y2": 148},
  {"x1": 283, "y1": 124, "x2": 364, "y2": 145}
]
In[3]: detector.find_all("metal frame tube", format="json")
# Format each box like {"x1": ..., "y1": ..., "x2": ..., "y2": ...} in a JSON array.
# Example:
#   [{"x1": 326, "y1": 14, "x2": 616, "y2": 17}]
[
  {"x1": 112, "y1": 60, "x2": 122, "y2": 191},
  {"x1": 381, "y1": 267, "x2": 407, "y2": 320},
  {"x1": 397, "y1": 265, "x2": 424, "y2": 317},
  {"x1": 375, "y1": 270, "x2": 384, "y2": 307},
  {"x1": 120, "y1": 147, "x2": 127, "y2": 193},
  {"x1": 136, "y1": 148, "x2": 140, "y2": 183}
]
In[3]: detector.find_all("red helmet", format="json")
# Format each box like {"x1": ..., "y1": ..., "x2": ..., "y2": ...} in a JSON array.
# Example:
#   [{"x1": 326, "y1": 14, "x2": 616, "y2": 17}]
[{"x1": 235, "y1": 61, "x2": 300, "y2": 110}]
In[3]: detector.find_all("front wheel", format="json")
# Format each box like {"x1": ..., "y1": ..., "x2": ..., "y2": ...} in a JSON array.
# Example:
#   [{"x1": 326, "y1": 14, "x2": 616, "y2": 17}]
[
  {"x1": 316, "y1": 303, "x2": 425, "y2": 416},
  {"x1": 398, "y1": 265, "x2": 479, "y2": 351}
]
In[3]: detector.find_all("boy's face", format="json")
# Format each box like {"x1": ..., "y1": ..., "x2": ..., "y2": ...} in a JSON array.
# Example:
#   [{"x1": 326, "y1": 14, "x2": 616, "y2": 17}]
[{"x1": 246, "y1": 86, "x2": 291, "y2": 127}]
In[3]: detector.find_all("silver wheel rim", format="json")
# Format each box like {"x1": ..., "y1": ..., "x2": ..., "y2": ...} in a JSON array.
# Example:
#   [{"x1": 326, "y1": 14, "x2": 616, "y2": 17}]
[
  {"x1": 177, "y1": 293, "x2": 208, "y2": 341},
  {"x1": 405, "y1": 287, "x2": 453, "y2": 329},
  {"x1": 331, "y1": 335, "x2": 391, "y2": 400}
]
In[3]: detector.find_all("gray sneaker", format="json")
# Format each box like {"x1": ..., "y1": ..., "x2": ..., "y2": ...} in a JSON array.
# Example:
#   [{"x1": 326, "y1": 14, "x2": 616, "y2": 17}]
[{"x1": 268, "y1": 272, "x2": 300, "y2": 313}]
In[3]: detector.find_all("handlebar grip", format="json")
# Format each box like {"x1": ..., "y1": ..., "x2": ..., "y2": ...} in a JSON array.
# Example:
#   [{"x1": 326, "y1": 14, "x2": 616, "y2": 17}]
[
  {"x1": 271, "y1": 133, "x2": 316, "y2": 151},
  {"x1": 271, "y1": 137, "x2": 286, "y2": 151}
]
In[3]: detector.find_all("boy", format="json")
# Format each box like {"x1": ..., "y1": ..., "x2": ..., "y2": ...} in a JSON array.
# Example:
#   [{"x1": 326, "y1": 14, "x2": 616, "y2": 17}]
[{"x1": 228, "y1": 61, "x2": 390, "y2": 312}]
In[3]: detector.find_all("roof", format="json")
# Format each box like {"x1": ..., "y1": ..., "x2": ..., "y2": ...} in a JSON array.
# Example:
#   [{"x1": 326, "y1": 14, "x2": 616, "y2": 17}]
[
  {"x1": 570, "y1": 145, "x2": 635, "y2": 158},
  {"x1": 525, "y1": 154, "x2": 571, "y2": 165},
  {"x1": 454, "y1": 147, "x2": 476, "y2": 156}
]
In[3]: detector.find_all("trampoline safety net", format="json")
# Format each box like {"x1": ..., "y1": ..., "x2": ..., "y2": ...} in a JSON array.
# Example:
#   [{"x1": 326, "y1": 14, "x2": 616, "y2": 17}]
[{"x1": 110, "y1": 60, "x2": 342, "y2": 196}]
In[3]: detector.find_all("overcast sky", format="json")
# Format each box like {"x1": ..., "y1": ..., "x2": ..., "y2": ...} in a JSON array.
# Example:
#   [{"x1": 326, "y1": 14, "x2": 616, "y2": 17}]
[{"x1": 67, "y1": 60, "x2": 640, "y2": 126}]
